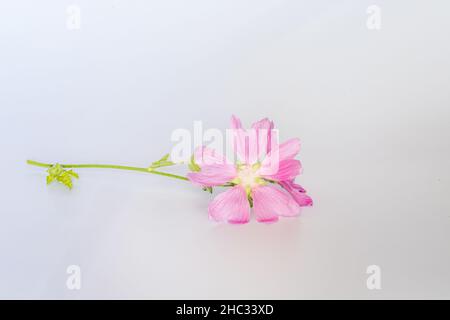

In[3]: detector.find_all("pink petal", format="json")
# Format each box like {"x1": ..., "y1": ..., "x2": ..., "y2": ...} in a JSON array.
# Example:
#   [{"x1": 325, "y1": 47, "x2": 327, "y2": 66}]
[
  {"x1": 229, "y1": 115, "x2": 252, "y2": 164},
  {"x1": 251, "y1": 118, "x2": 275, "y2": 158},
  {"x1": 194, "y1": 146, "x2": 226, "y2": 166},
  {"x1": 292, "y1": 193, "x2": 313, "y2": 206},
  {"x1": 278, "y1": 138, "x2": 301, "y2": 160},
  {"x1": 279, "y1": 180, "x2": 306, "y2": 193},
  {"x1": 259, "y1": 159, "x2": 302, "y2": 181},
  {"x1": 279, "y1": 181, "x2": 313, "y2": 207},
  {"x1": 230, "y1": 115, "x2": 243, "y2": 129},
  {"x1": 252, "y1": 185, "x2": 300, "y2": 222},
  {"x1": 261, "y1": 138, "x2": 301, "y2": 169},
  {"x1": 233, "y1": 127, "x2": 251, "y2": 163},
  {"x1": 187, "y1": 164, "x2": 237, "y2": 187},
  {"x1": 208, "y1": 186, "x2": 250, "y2": 224}
]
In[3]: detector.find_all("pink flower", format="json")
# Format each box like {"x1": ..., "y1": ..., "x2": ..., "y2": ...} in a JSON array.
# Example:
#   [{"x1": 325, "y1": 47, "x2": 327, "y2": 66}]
[{"x1": 188, "y1": 115, "x2": 312, "y2": 224}]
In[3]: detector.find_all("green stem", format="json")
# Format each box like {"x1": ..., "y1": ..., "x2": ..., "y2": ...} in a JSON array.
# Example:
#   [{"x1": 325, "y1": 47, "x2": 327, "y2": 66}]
[{"x1": 26, "y1": 159, "x2": 189, "y2": 181}]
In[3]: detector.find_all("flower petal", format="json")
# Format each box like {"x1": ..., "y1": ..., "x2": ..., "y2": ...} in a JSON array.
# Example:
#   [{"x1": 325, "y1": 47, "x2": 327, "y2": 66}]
[
  {"x1": 251, "y1": 118, "x2": 275, "y2": 159},
  {"x1": 259, "y1": 159, "x2": 302, "y2": 181},
  {"x1": 233, "y1": 128, "x2": 250, "y2": 163},
  {"x1": 279, "y1": 180, "x2": 306, "y2": 193},
  {"x1": 230, "y1": 114, "x2": 243, "y2": 129},
  {"x1": 279, "y1": 180, "x2": 313, "y2": 206},
  {"x1": 277, "y1": 138, "x2": 301, "y2": 160},
  {"x1": 208, "y1": 186, "x2": 250, "y2": 224},
  {"x1": 291, "y1": 193, "x2": 313, "y2": 206},
  {"x1": 261, "y1": 137, "x2": 301, "y2": 168},
  {"x1": 194, "y1": 146, "x2": 226, "y2": 166},
  {"x1": 252, "y1": 185, "x2": 300, "y2": 222},
  {"x1": 229, "y1": 115, "x2": 252, "y2": 164},
  {"x1": 187, "y1": 164, "x2": 237, "y2": 187}
]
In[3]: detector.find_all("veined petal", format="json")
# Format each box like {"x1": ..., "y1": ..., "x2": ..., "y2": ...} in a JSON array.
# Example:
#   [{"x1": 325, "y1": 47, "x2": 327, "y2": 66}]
[
  {"x1": 291, "y1": 192, "x2": 313, "y2": 207},
  {"x1": 187, "y1": 164, "x2": 237, "y2": 187},
  {"x1": 252, "y1": 185, "x2": 300, "y2": 222},
  {"x1": 261, "y1": 138, "x2": 301, "y2": 169},
  {"x1": 233, "y1": 128, "x2": 250, "y2": 163},
  {"x1": 230, "y1": 114, "x2": 243, "y2": 129},
  {"x1": 278, "y1": 138, "x2": 301, "y2": 160},
  {"x1": 279, "y1": 180, "x2": 312, "y2": 207},
  {"x1": 229, "y1": 115, "x2": 252, "y2": 164},
  {"x1": 251, "y1": 118, "x2": 275, "y2": 159},
  {"x1": 208, "y1": 186, "x2": 250, "y2": 224},
  {"x1": 279, "y1": 180, "x2": 306, "y2": 193},
  {"x1": 194, "y1": 146, "x2": 226, "y2": 166},
  {"x1": 259, "y1": 159, "x2": 302, "y2": 181}
]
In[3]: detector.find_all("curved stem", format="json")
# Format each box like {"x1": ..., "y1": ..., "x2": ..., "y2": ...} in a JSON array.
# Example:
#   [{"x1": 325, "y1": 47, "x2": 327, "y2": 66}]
[{"x1": 26, "y1": 160, "x2": 189, "y2": 181}]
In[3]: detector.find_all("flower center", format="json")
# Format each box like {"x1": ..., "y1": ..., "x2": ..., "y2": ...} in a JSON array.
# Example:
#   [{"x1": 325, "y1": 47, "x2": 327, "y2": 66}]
[{"x1": 233, "y1": 163, "x2": 265, "y2": 192}]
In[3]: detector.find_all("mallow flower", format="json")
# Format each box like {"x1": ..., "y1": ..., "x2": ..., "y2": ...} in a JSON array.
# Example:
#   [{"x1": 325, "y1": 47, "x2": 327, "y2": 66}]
[
  {"x1": 188, "y1": 115, "x2": 312, "y2": 224},
  {"x1": 27, "y1": 115, "x2": 312, "y2": 224}
]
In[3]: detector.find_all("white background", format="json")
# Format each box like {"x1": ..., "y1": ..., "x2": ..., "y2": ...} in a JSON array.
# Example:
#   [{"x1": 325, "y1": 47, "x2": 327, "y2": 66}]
[{"x1": 1, "y1": 0, "x2": 449, "y2": 299}]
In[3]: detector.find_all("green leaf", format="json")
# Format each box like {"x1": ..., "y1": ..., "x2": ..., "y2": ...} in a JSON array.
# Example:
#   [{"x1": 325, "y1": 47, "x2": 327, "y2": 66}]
[
  {"x1": 67, "y1": 170, "x2": 79, "y2": 179},
  {"x1": 46, "y1": 175, "x2": 55, "y2": 185},
  {"x1": 188, "y1": 154, "x2": 201, "y2": 172},
  {"x1": 46, "y1": 164, "x2": 78, "y2": 189},
  {"x1": 48, "y1": 163, "x2": 63, "y2": 177},
  {"x1": 159, "y1": 153, "x2": 170, "y2": 162},
  {"x1": 148, "y1": 153, "x2": 175, "y2": 170}
]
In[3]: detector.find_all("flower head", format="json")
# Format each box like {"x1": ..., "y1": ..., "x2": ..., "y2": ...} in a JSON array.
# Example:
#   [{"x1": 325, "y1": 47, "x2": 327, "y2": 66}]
[{"x1": 188, "y1": 115, "x2": 313, "y2": 224}]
